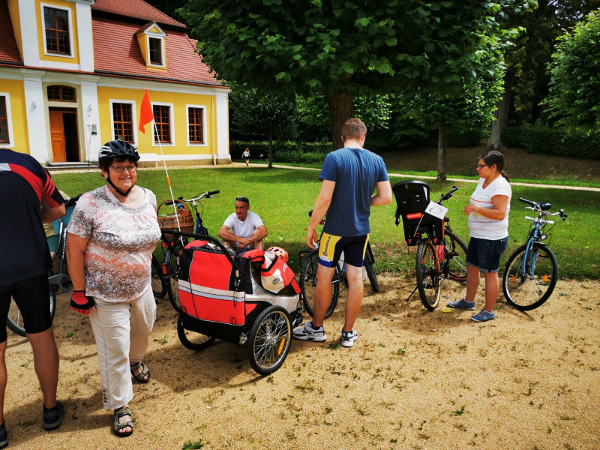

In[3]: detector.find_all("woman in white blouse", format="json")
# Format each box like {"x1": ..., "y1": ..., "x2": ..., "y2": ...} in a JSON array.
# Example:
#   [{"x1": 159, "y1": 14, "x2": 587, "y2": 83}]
[{"x1": 448, "y1": 151, "x2": 512, "y2": 322}]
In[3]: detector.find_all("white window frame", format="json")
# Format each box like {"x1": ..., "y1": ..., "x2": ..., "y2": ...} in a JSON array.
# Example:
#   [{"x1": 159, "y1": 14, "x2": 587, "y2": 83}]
[
  {"x1": 109, "y1": 100, "x2": 138, "y2": 145},
  {"x1": 41, "y1": 3, "x2": 75, "y2": 59},
  {"x1": 186, "y1": 105, "x2": 207, "y2": 147},
  {"x1": 0, "y1": 93, "x2": 15, "y2": 148},
  {"x1": 147, "y1": 34, "x2": 166, "y2": 68},
  {"x1": 151, "y1": 102, "x2": 175, "y2": 147}
]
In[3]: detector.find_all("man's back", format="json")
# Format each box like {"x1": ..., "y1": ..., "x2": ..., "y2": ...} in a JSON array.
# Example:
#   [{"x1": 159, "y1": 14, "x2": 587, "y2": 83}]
[{"x1": 320, "y1": 147, "x2": 388, "y2": 237}]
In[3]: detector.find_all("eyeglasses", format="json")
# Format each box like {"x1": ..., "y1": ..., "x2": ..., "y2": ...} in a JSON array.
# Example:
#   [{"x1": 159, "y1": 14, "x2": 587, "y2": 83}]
[
  {"x1": 110, "y1": 165, "x2": 137, "y2": 173},
  {"x1": 476, "y1": 164, "x2": 488, "y2": 170}
]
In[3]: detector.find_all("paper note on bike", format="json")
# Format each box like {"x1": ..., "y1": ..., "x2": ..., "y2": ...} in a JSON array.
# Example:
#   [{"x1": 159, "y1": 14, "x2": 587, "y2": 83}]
[{"x1": 424, "y1": 202, "x2": 448, "y2": 220}]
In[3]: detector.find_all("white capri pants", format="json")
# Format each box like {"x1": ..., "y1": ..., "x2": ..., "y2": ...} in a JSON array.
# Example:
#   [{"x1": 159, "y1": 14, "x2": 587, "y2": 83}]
[{"x1": 89, "y1": 288, "x2": 156, "y2": 410}]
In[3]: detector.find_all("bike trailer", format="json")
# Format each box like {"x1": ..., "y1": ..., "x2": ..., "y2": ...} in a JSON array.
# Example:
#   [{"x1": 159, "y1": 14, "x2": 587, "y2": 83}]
[
  {"x1": 392, "y1": 180, "x2": 444, "y2": 246},
  {"x1": 177, "y1": 240, "x2": 302, "y2": 345}
]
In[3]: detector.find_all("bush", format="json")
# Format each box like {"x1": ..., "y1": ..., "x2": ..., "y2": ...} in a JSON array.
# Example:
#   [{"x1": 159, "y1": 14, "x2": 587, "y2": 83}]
[
  {"x1": 505, "y1": 123, "x2": 600, "y2": 160},
  {"x1": 230, "y1": 141, "x2": 331, "y2": 162},
  {"x1": 418, "y1": 128, "x2": 485, "y2": 148}
]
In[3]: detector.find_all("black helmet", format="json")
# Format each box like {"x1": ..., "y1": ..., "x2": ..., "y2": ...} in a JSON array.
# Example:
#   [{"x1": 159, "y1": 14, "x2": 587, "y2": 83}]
[{"x1": 98, "y1": 139, "x2": 140, "y2": 162}]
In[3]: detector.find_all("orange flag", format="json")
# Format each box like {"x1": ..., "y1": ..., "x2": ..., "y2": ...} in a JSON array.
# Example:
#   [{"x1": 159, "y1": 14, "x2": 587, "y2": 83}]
[{"x1": 139, "y1": 89, "x2": 154, "y2": 133}]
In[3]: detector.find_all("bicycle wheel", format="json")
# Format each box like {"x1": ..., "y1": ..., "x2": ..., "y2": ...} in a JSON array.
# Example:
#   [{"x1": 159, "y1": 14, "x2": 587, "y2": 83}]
[
  {"x1": 151, "y1": 255, "x2": 166, "y2": 298},
  {"x1": 166, "y1": 246, "x2": 183, "y2": 313},
  {"x1": 444, "y1": 230, "x2": 468, "y2": 281},
  {"x1": 502, "y1": 242, "x2": 558, "y2": 311},
  {"x1": 246, "y1": 305, "x2": 292, "y2": 375},
  {"x1": 364, "y1": 245, "x2": 380, "y2": 293},
  {"x1": 7, "y1": 289, "x2": 56, "y2": 337},
  {"x1": 299, "y1": 252, "x2": 339, "y2": 319},
  {"x1": 177, "y1": 316, "x2": 216, "y2": 351},
  {"x1": 416, "y1": 241, "x2": 441, "y2": 311}
]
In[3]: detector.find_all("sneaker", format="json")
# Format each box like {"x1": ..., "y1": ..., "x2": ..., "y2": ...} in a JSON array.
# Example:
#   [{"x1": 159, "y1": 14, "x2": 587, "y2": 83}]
[
  {"x1": 341, "y1": 330, "x2": 358, "y2": 348},
  {"x1": 471, "y1": 309, "x2": 495, "y2": 322},
  {"x1": 448, "y1": 299, "x2": 476, "y2": 310},
  {"x1": 0, "y1": 422, "x2": 7, "y2": 449},
  {"x1": 292, "y1": 322, "x2": 326, "y2": 342},
  {"x1": 43, "y1": 401, "x2": 65, "y2": 431}
]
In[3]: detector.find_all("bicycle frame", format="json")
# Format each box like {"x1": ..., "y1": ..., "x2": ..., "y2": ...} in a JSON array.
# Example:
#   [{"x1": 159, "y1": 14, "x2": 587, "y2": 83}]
[{"x1": 49, "y1": 217, "x2": 72, "y2": 293}]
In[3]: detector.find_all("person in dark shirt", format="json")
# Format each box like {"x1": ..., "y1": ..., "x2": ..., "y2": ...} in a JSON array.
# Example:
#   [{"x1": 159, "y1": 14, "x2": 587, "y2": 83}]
[{"x1": 0, "y1": 149, "x2": 66, "y2": 446}]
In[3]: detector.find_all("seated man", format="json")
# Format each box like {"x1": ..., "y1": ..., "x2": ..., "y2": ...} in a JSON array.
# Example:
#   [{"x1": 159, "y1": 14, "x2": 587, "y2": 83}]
[{"x1": 218, "y1": 196, "x2": 268, "y2": 252}]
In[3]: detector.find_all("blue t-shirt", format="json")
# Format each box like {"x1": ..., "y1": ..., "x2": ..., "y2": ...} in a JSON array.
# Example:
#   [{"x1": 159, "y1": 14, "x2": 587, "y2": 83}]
[{"x1": 319, "y1": 147, "x2": 389, "y2": 237}]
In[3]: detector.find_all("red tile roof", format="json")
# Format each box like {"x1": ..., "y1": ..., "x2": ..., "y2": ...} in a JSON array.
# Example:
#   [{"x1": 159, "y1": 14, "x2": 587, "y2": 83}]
[
  {"x1": 92, "y1": 16, "x2": 221, "y2": 86},
  {"x1": 92, "y1": 0, "x2": 185, "y2": 29},
  {"x1": 0, "y1": 0, "x2": 23, "y2": 65}
]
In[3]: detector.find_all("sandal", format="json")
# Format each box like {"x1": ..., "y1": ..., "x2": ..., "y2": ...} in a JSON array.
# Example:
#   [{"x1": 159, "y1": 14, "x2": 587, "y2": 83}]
[
  {"x1": 130, "y1": 362, "x2": 150, "y2": 383},
  {"x1": 113, "y1": 407, "x2": 133, "y2": 438}
]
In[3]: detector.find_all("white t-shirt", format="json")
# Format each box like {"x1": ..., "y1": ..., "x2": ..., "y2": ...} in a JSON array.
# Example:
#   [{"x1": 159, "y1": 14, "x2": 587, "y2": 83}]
[
  {"x1": 468, "y1": 176, "x2": 512, "y2": 240},
  {"x1": 242, "y1": 151, "x2": 250, "y2": 158},
  {"x1": 223, "y1": 211, "x2": 264, "y2": 239}
]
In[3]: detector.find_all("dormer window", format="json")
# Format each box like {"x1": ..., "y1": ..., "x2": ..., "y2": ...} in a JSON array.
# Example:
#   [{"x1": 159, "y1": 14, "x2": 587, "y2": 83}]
[
  {"x1": 42, "y1": 4, "x2": 73, "y2": 57},
  {"x1": 149, "y1": 38, "x2": 163, "y2": 65},
  {"x1": 136, "y1": 23, "x2": 167, "y2": 69}
]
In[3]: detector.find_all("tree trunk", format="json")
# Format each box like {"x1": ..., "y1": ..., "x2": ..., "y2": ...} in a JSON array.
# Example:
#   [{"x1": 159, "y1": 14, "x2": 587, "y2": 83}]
[
  {"x1": 325, "y1": 93, "x2": 354, "y2": 151},
  {"x1": 267, "y1": 128, "x2": 273, "y2": 169},
  {"x1": 487, "y1": 68, "x2": 516, "y2": 149},
  {"x1": 437, "y1": 121, "x2": 447, "y2": 181}
]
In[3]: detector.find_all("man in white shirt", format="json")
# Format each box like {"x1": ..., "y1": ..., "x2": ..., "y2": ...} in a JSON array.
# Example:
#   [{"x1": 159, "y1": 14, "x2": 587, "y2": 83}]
[{"x1": 218, "y1": 196, "x2": 268, "y2": 252}]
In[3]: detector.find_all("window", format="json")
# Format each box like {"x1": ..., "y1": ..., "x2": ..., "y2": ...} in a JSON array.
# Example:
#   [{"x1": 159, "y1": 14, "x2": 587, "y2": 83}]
[
  {"x1": 47, "y1": 85, "x2": 76, "y2": 102},
  {"x1": 44, "y1": 7, "x2": 71, "y2": 55},
  {"x1": 0, "y1": 96, "x2": 9, "y2": 144},
  {"x1": 112, "y1": 103, "x2": 134, "y2": 143},
  {"x1": 153, "y1": 105, "x2": 171, "y2": 143},
  {"x1": 149, "y1": 38, "x2": 163, "y2": 66},
  {"x1": 188, "y1": 107, "x2": 204, "y2": 144}
]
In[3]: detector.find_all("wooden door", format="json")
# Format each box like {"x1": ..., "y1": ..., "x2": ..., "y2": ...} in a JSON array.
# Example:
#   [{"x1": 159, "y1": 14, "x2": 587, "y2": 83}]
[{"x1": 49, "y1": 111, "x2": 66, "y2": 163}]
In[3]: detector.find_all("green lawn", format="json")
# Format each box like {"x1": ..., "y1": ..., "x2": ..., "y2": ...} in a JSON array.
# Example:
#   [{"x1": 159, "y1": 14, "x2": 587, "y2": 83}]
[{"x1": 53, "y1": 165, "x2": 599, "y2": 280}]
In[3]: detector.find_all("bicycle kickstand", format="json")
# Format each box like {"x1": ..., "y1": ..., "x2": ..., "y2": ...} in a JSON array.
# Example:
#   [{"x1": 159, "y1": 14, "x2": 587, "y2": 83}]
[{"x1": 405, "y1": 285, "x2": 419, "y2": 302}]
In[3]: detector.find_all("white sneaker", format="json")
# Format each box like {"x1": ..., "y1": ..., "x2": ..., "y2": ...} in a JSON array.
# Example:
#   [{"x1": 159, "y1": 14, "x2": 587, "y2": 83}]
[
  {"x1": 341, "y1": 330, "x2": 358, "y2": 348},
  {"x1": 292, "y1": 322, "x2": 326, "y2": 342}
]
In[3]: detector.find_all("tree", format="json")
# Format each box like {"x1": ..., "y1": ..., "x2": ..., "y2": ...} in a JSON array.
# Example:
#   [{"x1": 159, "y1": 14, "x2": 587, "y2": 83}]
[
  {"x1": 407, "y1": 54, "x2": 504, "y2": 180},
  {"x1": 180, "y1": 0, "x2": 530, "y2": 151},
  {"x1": 229, "y1": 89, "x2": 296, "y2": 168},
  {"x1": 543, "y1": 11, "x2": 600, "y2": 135}
]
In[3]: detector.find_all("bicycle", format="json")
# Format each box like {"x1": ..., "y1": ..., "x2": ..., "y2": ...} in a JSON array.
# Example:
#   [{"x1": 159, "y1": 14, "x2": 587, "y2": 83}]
[
  {"x1": 393, "y1": 182, "x2": 468, "y2": 311},
  {"x1": 298, "y1": 211, "x2": 379, "y2": 320},
  {"x1": 502, "y1": 197, "x2": 567, "y2": 311},
  {"x1": 153, "y1": 190, "x2": 219, "y2": 312},
  {"x1": 7, "y1": 196, "x2": 79, "y2": 337}
]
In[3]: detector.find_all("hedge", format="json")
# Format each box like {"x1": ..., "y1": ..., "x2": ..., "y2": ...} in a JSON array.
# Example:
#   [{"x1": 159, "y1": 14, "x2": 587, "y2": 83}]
[
  {"x1": 502, "y1": 124, "x2": 600, "y2": 160},
  {"x1": 230, "y1": 141, "x2": 330, "y2": 161}
]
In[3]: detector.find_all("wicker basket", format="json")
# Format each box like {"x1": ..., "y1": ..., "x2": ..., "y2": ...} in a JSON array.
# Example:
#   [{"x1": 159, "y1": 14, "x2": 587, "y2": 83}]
[{"x1": 157, "y1": 199, "x2": 194, "y2": 238}]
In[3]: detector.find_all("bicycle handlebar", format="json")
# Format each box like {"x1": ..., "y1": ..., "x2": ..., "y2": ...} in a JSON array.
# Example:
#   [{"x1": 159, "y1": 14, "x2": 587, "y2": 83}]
[
  {"x1": 520, "y1": 198, "x2": 567, "y2": 219},
  {"x1": 436, "y1": 186, "x2": 459, "y2": 204},
  {"x1": 174, "y1": 190, "x2": 220, "y2": 203}
]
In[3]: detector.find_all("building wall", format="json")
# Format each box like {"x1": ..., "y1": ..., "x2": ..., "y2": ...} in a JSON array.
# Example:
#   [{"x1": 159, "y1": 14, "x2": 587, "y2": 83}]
[{"x1": 0, "y1": 76, "x2": 29, "y2": 153}]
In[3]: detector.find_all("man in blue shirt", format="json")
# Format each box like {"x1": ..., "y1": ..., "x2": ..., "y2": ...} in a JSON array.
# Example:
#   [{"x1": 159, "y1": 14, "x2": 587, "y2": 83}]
[{"x1": 293, "y1": 118, "x2": 392, "y2": 347}]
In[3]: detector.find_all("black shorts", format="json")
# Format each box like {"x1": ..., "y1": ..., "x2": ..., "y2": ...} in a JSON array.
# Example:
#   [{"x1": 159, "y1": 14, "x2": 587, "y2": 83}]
[
  {"x1": 318, "y1": 232, "x2": 369, "y2": 268},
  {"x1": 0, "y1": 274, "x2": 53, "y2": 342}
]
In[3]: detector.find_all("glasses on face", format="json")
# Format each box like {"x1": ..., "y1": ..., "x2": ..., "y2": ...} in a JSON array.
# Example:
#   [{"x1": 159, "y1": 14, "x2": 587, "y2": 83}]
[
  {"x1": 476, "y1": 164, "x2": 488, "y2": 170},
  {"x1": 110, "y1": 165, "x2": 137, "y2": 173}
]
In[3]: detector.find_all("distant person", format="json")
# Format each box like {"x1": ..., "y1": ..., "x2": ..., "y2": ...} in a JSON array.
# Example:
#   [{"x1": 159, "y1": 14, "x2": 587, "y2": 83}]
[
  {"x1": 292, "y1": 118, "x2": 392, "y2": 348},
  {"x1": 0, "y1": 149, "x2": 66, "y2": 447},
  {"x1": 448, "y1": 150, "x2": 511, "y2": 322},
  {"x1": 66, "y1": 140, "x2": 161, "y2": 437},
  {"x1": 242, "y1": 148, "x2": 250, "y2": 167},
  {"x1": 218, "y1": 196, "x2": 268, "y2": 252}
]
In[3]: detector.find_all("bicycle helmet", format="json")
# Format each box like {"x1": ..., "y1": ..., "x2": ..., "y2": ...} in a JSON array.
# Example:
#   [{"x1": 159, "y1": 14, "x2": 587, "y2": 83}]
[
  {"x1": 99, "y1": 140, "x2": 140, "y2": 197},
  {"x1": 267, "y1": 246, "x2": 289, "y2": 263},
  {"x1": 98, "y1": 139, "x2": 140, "y2": 162}
]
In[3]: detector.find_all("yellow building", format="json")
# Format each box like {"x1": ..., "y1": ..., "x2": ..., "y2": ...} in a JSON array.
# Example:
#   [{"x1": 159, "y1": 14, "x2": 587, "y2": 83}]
[{"x1": 0, "y1": 0, "x2": 231, "y2": 166}]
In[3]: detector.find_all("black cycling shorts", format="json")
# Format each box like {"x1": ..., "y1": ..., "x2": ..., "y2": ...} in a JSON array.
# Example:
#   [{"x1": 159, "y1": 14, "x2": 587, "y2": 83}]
[
  {"x1": 0, "y1": 274, "x2": 53, "y2": 342},
  {"x1": 318, "y1": 233, "x2": 369, "y2": 268}
]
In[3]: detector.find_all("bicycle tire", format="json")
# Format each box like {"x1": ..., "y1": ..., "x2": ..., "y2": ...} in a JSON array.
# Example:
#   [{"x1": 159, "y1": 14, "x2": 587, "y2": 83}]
[
  {"x1": 444, "y1": 230, "x2": 468, "y2": 282},
  {"x1": 502, "y1": 242, "x2": 558, "y2": 311},
  {"x1": 246, "y1": 305, "x2": 292, "y2": 375},
  {"x1": 7, "y1": 289, "x2": 56, "y2": 337},
  {"x1": 177, "y1": 316, "x2": 216, "y2": 351},
  {"x1": 416, "y1": 241, "x2": 441, "y2": 311},
  {"x1": 166, "y1": 249, "x2": 181, "y2": 313},
  {"x1": 151, "y1": 254, "x2": 166, "y2": 298},
  {"x1": 364, "y1": 245, "x2": 380, "y2": 293},
  {"x1": 299, "y1": 252, "x2": 339, "y2": 319}
]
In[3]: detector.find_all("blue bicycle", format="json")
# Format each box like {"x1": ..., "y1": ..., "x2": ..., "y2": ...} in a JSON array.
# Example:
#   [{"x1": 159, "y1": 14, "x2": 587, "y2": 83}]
[{"x1": 502, "y1": 197, "x2": 567, "y2": 311}]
